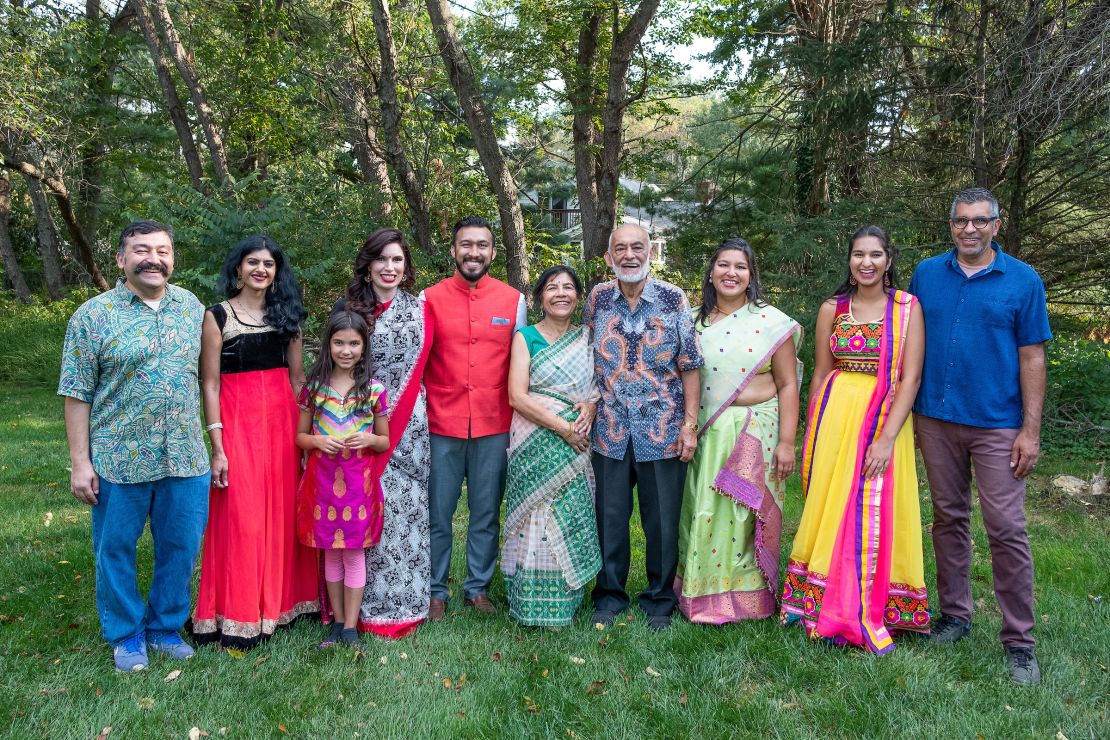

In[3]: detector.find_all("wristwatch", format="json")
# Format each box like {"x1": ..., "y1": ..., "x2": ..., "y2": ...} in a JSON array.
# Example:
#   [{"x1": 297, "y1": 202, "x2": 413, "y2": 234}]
[{"x1": 682, "y1": 420, "x2": 699, "y2": 433}]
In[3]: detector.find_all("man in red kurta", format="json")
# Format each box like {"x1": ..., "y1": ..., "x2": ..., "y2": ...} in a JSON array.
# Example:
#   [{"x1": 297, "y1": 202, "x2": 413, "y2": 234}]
[{"x1": 421, "y1": 216, "x2": 527, "y2": 619}]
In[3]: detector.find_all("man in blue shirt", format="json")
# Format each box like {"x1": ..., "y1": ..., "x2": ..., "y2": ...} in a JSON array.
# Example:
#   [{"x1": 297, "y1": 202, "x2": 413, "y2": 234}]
[
  {"x1": 909, "y1": 187, "x2": 1052, "y2": 684},
  {"x1": 582, "y1": 223, "x2": 704, "y2": 631}
]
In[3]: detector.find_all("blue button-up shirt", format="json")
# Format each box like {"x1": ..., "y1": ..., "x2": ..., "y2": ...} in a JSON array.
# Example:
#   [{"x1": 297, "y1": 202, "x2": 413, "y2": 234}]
[
  {"x1": 909, "y1": 243, "x2": 1052, "y2": 429},
  {"x1": 582, "y1": 277, "x2": 704, "y2": 461},
  {"x1": 58, "y1": 280, "x2": 209, "y2": 484}
]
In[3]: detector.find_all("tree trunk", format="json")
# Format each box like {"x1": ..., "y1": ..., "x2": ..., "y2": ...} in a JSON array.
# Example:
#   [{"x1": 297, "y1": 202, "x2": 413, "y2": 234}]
[
  {"x1": 0, "y1": 171, "x2": 34, "y2": 303},
  {"x1": 0, "y1": 149, "x2": 109, "y2": 290},
  {"x1": 130, "y1": 0, "x2": 206, "y2": 193},
  {"x1": 972, "y1": 1, "x2": 991, "y2": 187},
  {"x1": 336, "y1": 70, "x2": 394, "y2": 222},
  {"x1": 368, "y1": 0, "x2": 435, "y2": 255},
  {"x1": 565, "y1": 12, "x2": 605, "y2": 261},
  {"x1": 425, "y1": 0, "x2": 529, "y2": 294},
  {"x1": 148, "y1": 0, "x2": 232, "y2": 193},
  {"x1": 23, "y1": 173, "x2": 67, "y2": 299},
  {"x1": 77, "y1": 0, "x2": 108, "y2": 249}
]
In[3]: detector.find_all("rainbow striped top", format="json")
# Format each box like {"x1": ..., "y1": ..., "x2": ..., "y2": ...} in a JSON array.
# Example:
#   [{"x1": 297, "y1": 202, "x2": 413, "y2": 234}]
[{"x1": 300, "y1": 381, "x2": 390, "y2": 437}]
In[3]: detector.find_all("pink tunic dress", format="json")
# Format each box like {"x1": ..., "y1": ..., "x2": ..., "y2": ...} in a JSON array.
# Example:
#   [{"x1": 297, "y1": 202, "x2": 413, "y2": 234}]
[{"x1": 296, "y1": 382, "x2": 390, "y2": 550}]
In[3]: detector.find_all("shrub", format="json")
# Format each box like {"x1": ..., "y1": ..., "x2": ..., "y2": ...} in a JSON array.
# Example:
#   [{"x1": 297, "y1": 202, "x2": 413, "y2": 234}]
[{"x1": 1043, "y1": 338, "x2": 1110, "y2": 458}]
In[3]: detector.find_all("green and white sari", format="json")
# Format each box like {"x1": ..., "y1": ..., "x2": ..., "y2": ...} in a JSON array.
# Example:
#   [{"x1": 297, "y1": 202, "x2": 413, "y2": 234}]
[{"x1": 501, "y1": 325, "x2": 602, "y2": 627}]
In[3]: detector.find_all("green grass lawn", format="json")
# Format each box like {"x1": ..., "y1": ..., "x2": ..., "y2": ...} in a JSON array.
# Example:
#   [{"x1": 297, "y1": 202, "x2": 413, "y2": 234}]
[{"x1": 0, "y1": 385, "x2": 1107, "y2": 739}]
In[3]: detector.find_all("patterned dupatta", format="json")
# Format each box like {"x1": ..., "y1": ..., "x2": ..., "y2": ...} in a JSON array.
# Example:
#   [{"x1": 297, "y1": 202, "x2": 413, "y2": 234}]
[
  {"x1": 807, "y1": 289, "x2": 916, "y2": 654},
  {"x1": 698, "y1": 304, "x2": 801, "y2": 604},
  {"x1": 501, "y1": 327, "x2": 602, "y2": 590}
]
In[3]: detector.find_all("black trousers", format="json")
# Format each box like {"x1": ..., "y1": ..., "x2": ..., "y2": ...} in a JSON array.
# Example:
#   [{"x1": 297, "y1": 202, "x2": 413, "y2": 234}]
[{"x1": 590, "y1": 445, "x2": 687, "y2": 616}]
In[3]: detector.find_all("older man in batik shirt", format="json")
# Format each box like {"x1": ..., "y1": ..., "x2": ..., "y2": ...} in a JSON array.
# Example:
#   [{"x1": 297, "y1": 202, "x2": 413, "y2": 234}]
[
  {"x1": 59, "y1": 220, "x2": 209, "y2": 672},
  {"x1": 582, "y1": 223, "x2": 704, "y2": 631}
]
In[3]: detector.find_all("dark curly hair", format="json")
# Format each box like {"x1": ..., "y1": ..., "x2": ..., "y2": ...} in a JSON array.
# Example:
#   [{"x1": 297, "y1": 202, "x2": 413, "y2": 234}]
[
  {"x1": 217, "y1": 234, "x2": 306, "y2": 341},
  {"x1": 304, "y1": 311, "x2": 375, "y2": 414},
  {"x1": 831, "y1": 225, "x2": 902, "y2": 298},
  {"x1": 344, "y1": 227, "x2": 416, "y2": 330},
  {"x1": 695, "y1": 238, "x2": 767, "y2": 328}
]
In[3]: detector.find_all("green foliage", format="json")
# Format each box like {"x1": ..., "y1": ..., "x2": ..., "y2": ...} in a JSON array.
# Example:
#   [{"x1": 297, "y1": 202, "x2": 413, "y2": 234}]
[
  {"x1": 0, "y1": 292, "x2": 96, "y2": 388},
  {"x1": 1043, "y1": 339, "x2": 1110, "y2": 459}
]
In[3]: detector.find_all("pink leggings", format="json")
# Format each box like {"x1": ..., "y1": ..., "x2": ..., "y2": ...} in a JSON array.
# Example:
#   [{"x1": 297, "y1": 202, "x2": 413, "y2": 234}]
[{"x1": 323, "y1": 548, "x2": 366, "y2": 589}]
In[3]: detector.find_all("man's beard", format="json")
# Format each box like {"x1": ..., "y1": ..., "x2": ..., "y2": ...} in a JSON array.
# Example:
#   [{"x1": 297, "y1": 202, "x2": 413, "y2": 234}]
[
  {"x1": 457, "y1": 258, "x2": 491, "y2": 281},
  {"x1": 614, "y1": 262, "x2": 650, "y2": 284}
]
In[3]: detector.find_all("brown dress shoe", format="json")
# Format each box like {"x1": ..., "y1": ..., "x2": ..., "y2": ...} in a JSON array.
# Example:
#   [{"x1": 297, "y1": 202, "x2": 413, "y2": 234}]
[
  {"x1": 428, "y1": 598, "x2": 447, "y2": 622},
  {"x1": 463, "y1": 594, "x2": 497, "y2": 614}
]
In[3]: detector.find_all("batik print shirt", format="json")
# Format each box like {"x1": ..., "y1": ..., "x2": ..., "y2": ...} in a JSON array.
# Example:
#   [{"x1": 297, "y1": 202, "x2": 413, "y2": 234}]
[
  {"x1": 58, "y1": 280, "x2": 208, "y2": 484},
  {"x1": 582, "y1": 278, "x2": 704, "y2": 461}
]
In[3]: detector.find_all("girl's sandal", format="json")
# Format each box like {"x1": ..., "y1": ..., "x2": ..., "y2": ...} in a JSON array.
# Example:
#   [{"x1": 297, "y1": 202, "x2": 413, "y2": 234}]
[
  {"x1": 317, "y1": 622, "x2": 343, "y2": 649},
  {"x1": 340, "y1": 628, "x2": 361, "y2": 646}
]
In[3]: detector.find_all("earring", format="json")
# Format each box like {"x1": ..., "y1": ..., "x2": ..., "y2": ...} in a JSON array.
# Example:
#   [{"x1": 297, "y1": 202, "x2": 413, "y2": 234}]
[
  {"x1": 849, "y1": 276, "x2": 857, "y2": 286},
  {"x1": 883, "y1": 271, "x2": 891, "y2": 289},
  {"x1": 235, "y1": 274, "x2": 243, "y2": 290}
]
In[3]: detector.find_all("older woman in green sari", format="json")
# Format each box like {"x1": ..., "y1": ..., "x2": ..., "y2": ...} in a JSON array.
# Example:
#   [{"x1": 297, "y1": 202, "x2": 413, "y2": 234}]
[
  {"x1": 502, "y1": 266, "x2": 601, "y2": 627},
  {"x1": 676, "y1": 239, "x2": 802, "y2": 623}
]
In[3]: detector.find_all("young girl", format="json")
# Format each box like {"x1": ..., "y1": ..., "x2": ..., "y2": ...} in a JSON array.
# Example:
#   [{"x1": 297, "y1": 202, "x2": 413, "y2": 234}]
[{"x1": 296, "y1": 311, "x2": 390, "y2": 647}]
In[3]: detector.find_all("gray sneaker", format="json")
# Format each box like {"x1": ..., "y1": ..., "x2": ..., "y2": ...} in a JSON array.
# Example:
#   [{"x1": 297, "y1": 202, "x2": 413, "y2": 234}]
[
  {"x1": 930, "y1": 614, "x2": 971, "y2": 644},
  {"x1": 1006, "y1": 646, "x2": 1041, "y2": 685}
]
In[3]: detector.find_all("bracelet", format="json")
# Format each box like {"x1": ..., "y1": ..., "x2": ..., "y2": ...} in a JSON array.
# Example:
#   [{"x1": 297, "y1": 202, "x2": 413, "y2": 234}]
[{"x1": 205, "y1": 422, "x2": 224, "y2": 432}]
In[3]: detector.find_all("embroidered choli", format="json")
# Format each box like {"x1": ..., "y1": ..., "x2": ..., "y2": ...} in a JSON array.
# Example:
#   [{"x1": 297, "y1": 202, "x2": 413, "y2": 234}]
[{"x1": 829, "y1": 312, "x2": 882, "y2": 376}]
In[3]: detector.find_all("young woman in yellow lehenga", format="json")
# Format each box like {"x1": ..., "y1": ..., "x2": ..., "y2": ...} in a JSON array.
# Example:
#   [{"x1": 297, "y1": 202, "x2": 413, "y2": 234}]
[
  {"x1": 676, "y1": 239, "x2": 801, "y2": 623},
  {"x1": 780, "y1": 225, "x2": 930, "y2": 654}
]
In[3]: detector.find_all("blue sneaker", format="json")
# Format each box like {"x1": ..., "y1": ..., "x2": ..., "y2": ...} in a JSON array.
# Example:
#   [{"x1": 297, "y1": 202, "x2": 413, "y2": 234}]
[
  {"x1": 146, "y1": 631, "x2": 195, "y2": 660},
  {"x1": 113, "y1": 633, "x2": 149, "y2": 672}
]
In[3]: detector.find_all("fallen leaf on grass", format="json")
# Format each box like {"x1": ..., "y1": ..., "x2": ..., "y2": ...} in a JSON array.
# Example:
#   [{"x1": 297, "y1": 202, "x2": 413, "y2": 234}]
[
  {"x1": 1056, "y1": 733, "x2": 1069, "y2": 740},
  {"x1": 456, "y1": 712, "x2": 466, "y2": 718},
  {"x1": 456, "y1": 673, "x2": 467, "y2": 691},
  {"x1": 226, "y1": 649, "x2": 246, "y2": 659},
  {"x1": 523, "y1": 695, "x2": 540, "y2": 715},
  {"x1": 95, "y1": 688, "x2": 102, "y2": 697},
  {"x1": 1005, "y1": 705, "x2": 1013, "y2": 711},
  {"x1": 491, "y1": 652, "x2": 501, "y2": 662},
  {"x1": 644, "y1": 666, "x2": 662, "y2": 678},
  {"x1": 95, "y1": 727, "x2": 111, "y2": 740},
  {"x1": 443, "y1": 677, "x2": 453, "y2": 689},
  {"x1": 188, "y1": 729, "x2": 208, "y2": 740},
  {"x1": 379, "y1": 656, "x2": 388, "y2": 666},
  {"x1": 254, "y1": 655, "x2": 269, "y2": 667},
  {"x1": 218, "y1": 729, "x2": 228, "y2": 736},
  {"x1": 569, "y1": 656, "x2": 585, "y2": 665},
  {"x1": 43, "y1": 512, "x2": 53, "y2": 527},
  {"x1": 277, "y1": 723, "x2": 288, "y2": 734},
  {"x1": 137, "y1": 697, "x2": 154, "y2": 711},
  {"x1": 1097, "y1": 662, "x2": 1108, "y2": 673},
  {"x1": 586, "y1": 680, "x2": 607, "y2": 696},
  {"x1": 541, "y1": 669, "x2": 549, "y2": 678},
  {"x1": 680, "y1": 691, "x2": 687, "y2": 706},
  {"x1": 163, "y1": 669, "x2": 181, "y2": 683},
  {"x1": 399, "y1": 652, "x2": 408, "y2": 660},
  {"x1": 64, "y1": 514, "x2": 79, "y2": 524}
]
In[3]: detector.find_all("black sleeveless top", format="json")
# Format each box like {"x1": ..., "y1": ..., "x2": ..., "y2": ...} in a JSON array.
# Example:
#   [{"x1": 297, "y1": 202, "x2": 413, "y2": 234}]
[{"x1": 209, "y1": 302, "x2": 289, "y2": 374}]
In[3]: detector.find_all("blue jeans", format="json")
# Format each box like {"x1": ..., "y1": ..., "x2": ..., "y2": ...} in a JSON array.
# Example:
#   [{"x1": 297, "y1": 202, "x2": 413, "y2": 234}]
[
  {"x1": 428, "y1": 433, "x2": 508, "y2": 600},
  {"x1": 91, "y1": 474, "x2": 209, "y2": 645}
]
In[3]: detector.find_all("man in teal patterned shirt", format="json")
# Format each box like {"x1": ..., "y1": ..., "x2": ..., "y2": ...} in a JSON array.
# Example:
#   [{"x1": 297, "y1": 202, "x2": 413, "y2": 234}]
[{"x1": 59, "y1": 220, "x2": 210, "y2": 672}]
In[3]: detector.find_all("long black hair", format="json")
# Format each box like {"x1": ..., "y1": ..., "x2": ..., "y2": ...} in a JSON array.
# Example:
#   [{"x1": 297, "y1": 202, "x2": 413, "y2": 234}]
[
  {"x1": 532, "y1": 265, "x2": 583, "y2": 307},
  {"x1": 695, "y1": 238, "x2": 767, "y2": 327},
  {"x1": 217, "y1": 234, "x2": 306, "y2": 341},
  {"x1": 344, "y1": 227, "x2": 416, "y2": 331},
  {"x1": 304, "y1": 311, "x2": 375, "y2": 413},
  {"x1": 831, "y1": 225, "x2": 901, "y2": 298}
]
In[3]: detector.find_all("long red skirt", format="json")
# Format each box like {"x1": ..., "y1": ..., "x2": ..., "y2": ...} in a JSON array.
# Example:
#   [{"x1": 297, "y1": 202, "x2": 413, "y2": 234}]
[{"x1": 191, "y1": 368, "x2": 320, "y2": 648}]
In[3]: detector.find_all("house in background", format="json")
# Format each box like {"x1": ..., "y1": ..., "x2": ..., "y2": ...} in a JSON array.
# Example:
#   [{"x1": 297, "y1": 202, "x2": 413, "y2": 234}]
[{"x1": 521, "y1": 177, "x2": 702, "y2": 265}]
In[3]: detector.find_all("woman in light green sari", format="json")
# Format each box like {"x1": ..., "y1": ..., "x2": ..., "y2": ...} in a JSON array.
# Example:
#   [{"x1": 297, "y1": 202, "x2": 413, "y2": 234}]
[
  {"x1": 502, "y1": 266, "x2": 601, "y2": 627},
  {"x1": 676, "y1": 239, "x2": 801, "y2": 623}
]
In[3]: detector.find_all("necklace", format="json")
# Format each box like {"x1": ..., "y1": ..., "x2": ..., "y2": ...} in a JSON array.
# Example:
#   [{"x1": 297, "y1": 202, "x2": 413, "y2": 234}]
[
  {"x1": 537, "y1": 319, "x2": 569, "y2": 343},
  {"x1": 232, "y1": 299, "x2": 266, "y2": 325},
  {"x1": 709, "y1": 302, "x2": 745, "y2": 325}
]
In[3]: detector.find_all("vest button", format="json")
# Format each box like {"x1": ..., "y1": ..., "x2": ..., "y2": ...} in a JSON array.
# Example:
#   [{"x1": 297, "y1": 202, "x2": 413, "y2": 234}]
[{"x1": 471, "y1": 338, "x2": 477, "y2": 344}]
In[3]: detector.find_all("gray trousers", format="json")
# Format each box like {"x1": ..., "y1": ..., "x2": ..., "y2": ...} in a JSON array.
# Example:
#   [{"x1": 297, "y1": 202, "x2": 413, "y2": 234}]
[
  {"x1": 591, "y1": 445, "x2": 687, "y2": 616},
  {"x1": 428, "y1": 432, "x2": 508, "y2": 601},
  {"x1": 916, "y1": 415, "x2": 1035, "y2": 647}
]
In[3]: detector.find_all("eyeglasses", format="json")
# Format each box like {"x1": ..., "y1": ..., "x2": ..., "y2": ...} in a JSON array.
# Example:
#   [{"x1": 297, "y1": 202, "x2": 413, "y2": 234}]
[{"x1": 950, "y1": 216, "x2": 998, "y2": 229}]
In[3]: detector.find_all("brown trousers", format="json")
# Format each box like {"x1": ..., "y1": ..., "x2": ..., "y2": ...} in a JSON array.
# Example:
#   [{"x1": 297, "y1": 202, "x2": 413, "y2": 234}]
[{"x1": 916, "y1": 415, "x2": 1035, "y2": 647}]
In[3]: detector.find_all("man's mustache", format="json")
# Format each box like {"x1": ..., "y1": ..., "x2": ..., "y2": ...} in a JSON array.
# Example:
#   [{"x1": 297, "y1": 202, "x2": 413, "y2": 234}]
[{"x1": 133, "y1": 261, "x2": 168, "y2": 275}]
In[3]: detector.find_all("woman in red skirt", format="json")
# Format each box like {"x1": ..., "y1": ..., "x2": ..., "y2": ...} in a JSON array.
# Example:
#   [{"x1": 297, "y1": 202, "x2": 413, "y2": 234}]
[{"x1": 190, "y1": 235, "x2": 320, "y2": 649}]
